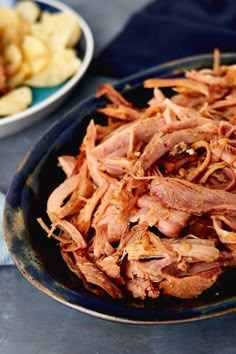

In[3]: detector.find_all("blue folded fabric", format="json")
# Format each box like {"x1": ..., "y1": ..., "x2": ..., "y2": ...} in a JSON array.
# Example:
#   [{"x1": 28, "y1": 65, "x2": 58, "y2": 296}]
[{"x1": 95, "y1": 0, "x2": 236, "y2": 78}]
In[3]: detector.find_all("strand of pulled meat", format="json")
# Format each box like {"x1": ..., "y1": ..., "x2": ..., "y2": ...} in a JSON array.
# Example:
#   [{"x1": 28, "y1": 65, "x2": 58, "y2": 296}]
[{"x1": 40, "y1": 52, "x2": 236, "y2": 300}]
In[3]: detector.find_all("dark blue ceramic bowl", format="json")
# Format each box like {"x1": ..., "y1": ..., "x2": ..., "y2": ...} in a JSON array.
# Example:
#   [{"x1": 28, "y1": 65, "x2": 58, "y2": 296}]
[{"x1": 4, "y1": 53, "x2": 236, "y2": 324}]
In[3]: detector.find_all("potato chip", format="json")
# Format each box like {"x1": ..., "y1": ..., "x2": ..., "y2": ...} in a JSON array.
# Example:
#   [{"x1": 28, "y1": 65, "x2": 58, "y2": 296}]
[
  {"x1": 0, "y1": 1, "x2": 83, "y2": 115},
  {"x1": 15, "y1": 0, "x2": 40, "y2": 23},
  {"x1": 0, "y1": 8, "x2": 29, "y2": 47},
  {"x1": 30, "y1": 12, "x2": 81, "y2": 49},
  {"x1": 0, "y1": 8, "x2": 19, "y2": 29},
  {"x1": 0, "y1": 55, "x2": 7, "y2": 93},
  {"x1": 22, "y1": 35, "x2": 49, "y2": 75},
  {"x1": 0, "y1": 86, "x2": 32, "y2": 116},
  {"x1": 24, "y1": 48, "x2": 81, "y2": 87},
  {"x1": 7, "y1": 62, "x2": 31, "y2": 89},
  {"x1": 3, "y1": 43, "x2": 22, "y2": 72}
]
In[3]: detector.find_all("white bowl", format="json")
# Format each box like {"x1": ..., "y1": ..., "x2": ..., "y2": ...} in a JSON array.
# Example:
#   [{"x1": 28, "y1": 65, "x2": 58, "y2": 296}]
[{"x1": 0, "y1": 0, "x2": 94, "y2": 138}]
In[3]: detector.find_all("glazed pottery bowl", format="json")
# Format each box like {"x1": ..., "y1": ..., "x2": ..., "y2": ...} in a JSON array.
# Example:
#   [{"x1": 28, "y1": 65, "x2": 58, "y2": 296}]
[{"x1": 4, "y1": 53, "x2": 236, "y2": 324}]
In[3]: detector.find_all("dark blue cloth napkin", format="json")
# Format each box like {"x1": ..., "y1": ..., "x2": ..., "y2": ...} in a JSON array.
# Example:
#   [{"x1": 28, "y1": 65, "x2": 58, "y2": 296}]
[{"x1": 94, "y1": 0, "x2": 236, "y2": 78}]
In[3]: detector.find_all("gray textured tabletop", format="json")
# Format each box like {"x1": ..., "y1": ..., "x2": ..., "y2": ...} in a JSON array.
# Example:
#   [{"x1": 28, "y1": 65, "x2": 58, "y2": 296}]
[{"x1": 1, "y1": 1, "x2": 236, "y2": 354}]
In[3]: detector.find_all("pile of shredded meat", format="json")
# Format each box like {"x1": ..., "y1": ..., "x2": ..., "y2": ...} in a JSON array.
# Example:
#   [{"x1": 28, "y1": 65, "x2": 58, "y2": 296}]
[{"x1": 38, "y1": 50, "x2": 236, "y2": 300}]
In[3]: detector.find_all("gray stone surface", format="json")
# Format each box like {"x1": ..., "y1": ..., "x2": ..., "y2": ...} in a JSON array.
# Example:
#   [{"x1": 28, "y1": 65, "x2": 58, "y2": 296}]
[
  {"x1": 1, "y1": 1, "x2": 236, "y2": 353},
  {"x1": 1, "y1": 266, "x2": 236, "y2": 354}
]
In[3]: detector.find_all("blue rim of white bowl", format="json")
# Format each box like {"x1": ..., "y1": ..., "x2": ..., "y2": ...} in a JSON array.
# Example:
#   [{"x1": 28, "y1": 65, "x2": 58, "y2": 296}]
[{"x1": 0, "y1": 0, "x2": 94, "y2": 129}]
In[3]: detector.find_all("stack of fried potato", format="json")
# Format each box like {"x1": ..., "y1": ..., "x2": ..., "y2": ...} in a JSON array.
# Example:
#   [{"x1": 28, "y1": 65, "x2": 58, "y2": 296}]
[{"x1": 0, "y1": 0, "x2": 82, "y2": 116}]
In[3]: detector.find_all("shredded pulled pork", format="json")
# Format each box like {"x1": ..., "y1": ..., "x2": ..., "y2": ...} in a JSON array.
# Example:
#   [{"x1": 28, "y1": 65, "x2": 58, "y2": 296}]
[{"x1": 39, "y1": 51, "x2": 236, "y2": 300}]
